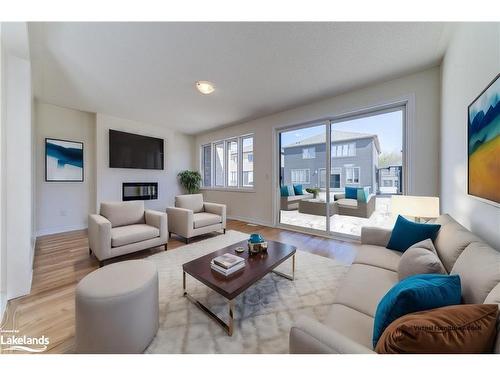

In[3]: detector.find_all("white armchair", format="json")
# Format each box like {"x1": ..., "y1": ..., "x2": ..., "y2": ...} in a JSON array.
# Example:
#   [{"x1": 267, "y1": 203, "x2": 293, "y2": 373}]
[
  {"x1": 166, "y1": 194, "x2": 226, "y2": 243},
  {"x1": 88, "y1": 201, "x2": 168, "y2": 266}
]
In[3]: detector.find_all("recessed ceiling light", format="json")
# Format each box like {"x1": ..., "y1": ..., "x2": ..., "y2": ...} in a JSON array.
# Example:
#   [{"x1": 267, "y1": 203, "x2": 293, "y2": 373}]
[{"x1": 195, "y1": 80, "x2": 215, "y2": 95}]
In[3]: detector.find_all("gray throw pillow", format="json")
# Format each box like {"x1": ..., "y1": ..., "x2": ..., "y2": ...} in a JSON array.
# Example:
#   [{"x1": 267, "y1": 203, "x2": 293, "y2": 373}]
[{"x1": 398, "y1": 239, "x2": 447, "y2": 280}]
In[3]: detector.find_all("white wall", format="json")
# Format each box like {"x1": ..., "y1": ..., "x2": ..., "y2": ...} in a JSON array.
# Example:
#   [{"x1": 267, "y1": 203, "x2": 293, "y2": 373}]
[
  {"x1": 441, "y1": 23, "x2": 500, "y2": 249},
  {"x1": 0, "y1": 23, "x2": 5, "y2": 319},
  {"x1": 96, "y1": 114, "x2": 194, "y2": 211},
  {"x1": 195, "y1": 67, "x2": 441, "y2": 226},
  {"x1": 35, "y1": 101, "x2": 96, "y2": 236},
  {"x1": 1, "y1": 23, "x2": 34, "y2": 300}
]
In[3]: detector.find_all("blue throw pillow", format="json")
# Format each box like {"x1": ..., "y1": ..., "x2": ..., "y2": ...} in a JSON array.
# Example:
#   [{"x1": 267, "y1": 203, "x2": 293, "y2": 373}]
[
  {"x1": 293, "y1": 184, "x2": 303, "y2": 195},
  {"x1": 287, "y1": 185, "x2": 295, "y2": 196},
  {"x1": 372, "y1": 274, "x2": 461, "y2": 348},
  {"x1": 280, "y1": 185, "x2": 289, "y2": 197},
  {"x1": 386, "y1": 215, "x2": 441, "y2": 252},
  {"x1": 345, "y1": 186, "x2": 358, "y2": 199}
]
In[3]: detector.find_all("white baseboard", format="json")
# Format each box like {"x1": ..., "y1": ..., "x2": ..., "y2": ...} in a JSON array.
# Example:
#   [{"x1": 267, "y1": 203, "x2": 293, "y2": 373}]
[
  {"x1": 36, "y1": 224, "x2": 87, "y2": 237},
  {"x1": 227, "y1": 215, "x2": 273, "y2": 228}
]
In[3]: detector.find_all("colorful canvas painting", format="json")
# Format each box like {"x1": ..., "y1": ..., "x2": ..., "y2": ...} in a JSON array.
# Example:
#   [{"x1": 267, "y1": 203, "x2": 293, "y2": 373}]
[
  {"x1": 468, "y1": 73, "x2": 500, "y2": 205},
  {"x1": 45, "y1": 138, "x2": 84, "y2": 182}
]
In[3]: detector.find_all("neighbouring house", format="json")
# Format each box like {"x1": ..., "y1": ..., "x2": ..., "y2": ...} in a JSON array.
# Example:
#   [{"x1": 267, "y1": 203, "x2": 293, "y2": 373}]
[
  {"x1": 281, "y1": 130, "x2": 381, "y2": 193},
  {"x1": 377, "y1": 165, "x2": 403, "y2": 194}
]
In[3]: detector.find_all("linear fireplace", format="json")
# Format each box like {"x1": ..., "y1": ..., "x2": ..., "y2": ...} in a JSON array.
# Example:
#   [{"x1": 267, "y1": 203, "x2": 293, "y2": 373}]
[{"x1": 122, "y1": 182, "x2": 158, "y2": 201}]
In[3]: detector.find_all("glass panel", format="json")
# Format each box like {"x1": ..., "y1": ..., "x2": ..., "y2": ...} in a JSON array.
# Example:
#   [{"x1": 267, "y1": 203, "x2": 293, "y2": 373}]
[
  {"x1": 214, "y1": 142, "x2": 224, "y2": 186},
  {"x1": 226, "y1": 140, "x2": 238, "y2": 186},
  {"x1": 202, "y1": 144, "x2": 211, "y2": 186},
  {"x1": 279, "y1": 124, "x2": 327, "y2": 231},
  {"x1": 242, "y1": 136, "x2": 254, "y2": 187},
  {"x1": 330, "y1": 109, "x2": 404, "y2": 237}
]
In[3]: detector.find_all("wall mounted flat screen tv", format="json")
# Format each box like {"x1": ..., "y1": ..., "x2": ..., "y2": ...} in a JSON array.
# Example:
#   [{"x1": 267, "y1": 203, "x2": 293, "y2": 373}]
[{"x1": 109, "y1": 129, "x2": 164, "y2": 170}]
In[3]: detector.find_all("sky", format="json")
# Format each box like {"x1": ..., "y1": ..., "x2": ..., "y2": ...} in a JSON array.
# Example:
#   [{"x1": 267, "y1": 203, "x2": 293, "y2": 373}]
[{"x1": 281, "y1": 110, "x2": 403, "y2": 154}]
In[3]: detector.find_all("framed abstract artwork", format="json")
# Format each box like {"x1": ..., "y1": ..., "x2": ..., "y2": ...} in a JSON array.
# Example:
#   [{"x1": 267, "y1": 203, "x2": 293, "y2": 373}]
[
  {"x1": 467, "y1": 73, "x2": 500, "y2": 206},
  {"x1": 45, "y1": 138, "x2": 84, "y2": 182}
]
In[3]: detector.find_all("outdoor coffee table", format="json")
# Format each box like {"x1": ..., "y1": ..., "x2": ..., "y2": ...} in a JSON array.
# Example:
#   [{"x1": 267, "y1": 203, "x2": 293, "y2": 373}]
[{"x1": 182, "y1": 239, "x2": 296, "y2": 336}]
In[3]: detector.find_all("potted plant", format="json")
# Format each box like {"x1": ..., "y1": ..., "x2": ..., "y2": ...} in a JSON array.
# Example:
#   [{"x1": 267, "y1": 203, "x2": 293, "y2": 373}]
[
  {"x1": 306, "y1": 187, "x2": 320, "y2": 199},
  {"x1": 178, "y1": 170, "x2": 202, "y2": 194}
]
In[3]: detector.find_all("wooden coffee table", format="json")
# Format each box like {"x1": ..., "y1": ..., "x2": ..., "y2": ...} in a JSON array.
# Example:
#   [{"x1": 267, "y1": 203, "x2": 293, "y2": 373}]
[{"x1": 182, "y1": 239, "x2": 296, "y2": 336}]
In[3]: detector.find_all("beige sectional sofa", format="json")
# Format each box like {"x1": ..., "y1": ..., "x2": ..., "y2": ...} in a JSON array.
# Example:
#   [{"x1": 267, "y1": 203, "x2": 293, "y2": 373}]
[{"x1": 289, "y1": 214, "x2": 500, "y2": 354}]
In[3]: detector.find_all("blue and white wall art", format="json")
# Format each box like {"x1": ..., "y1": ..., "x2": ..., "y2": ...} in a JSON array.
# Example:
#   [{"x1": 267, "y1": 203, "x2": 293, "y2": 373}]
[{"x1": 45, "y1": 138, "x2": 84, "y2": 182}]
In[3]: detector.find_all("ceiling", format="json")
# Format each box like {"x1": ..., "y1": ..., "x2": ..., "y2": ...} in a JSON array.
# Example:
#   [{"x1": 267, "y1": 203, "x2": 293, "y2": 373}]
[{"x1": 29, "y1": 22, "x2": 451, "y2": 134}]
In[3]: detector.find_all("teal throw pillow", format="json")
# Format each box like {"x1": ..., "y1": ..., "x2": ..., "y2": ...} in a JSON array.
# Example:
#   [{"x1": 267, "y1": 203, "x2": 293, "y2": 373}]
[{"x1": 387, "y1": 215, "x2": 441, "y2": 252}]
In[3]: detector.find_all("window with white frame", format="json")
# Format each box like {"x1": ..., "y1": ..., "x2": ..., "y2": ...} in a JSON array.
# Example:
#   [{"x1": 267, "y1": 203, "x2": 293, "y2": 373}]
[
  {"x1": 200, "y1": 134, "x2": 254, "y2": 189},
  {"x1": 332, "y1": 142, "x2": 356, "y2": 157},
  {"x1": 291, "y1": 169, "x2": 310, "y2": 184},
  {"x1": 302, "y1": 147, "x2": 316, "y2": 159},
  {"x1": 201, "y1": 144, "x2": 212, "y2": 187},
  {"x1": 345, "y1": 167, "x2": 360, "y2": 184}
]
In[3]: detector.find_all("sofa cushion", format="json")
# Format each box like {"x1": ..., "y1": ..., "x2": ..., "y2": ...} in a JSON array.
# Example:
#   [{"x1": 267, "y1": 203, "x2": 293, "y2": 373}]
[
  {"x1": 193, "y1": 212, "x2": 222, "y2": 229},
  {"x1": 175, "y1": 194, "x2": 204, "y2": 213},
  {"x1": 334, "y1": 264, "x2": 398, "y2": 317},
  {"x1": 111, "y1": 224, "x2": 159, "y2": 247},
  {"x1": 397, "y1": 239, "x2": 446, "y2": 280},
  {"x1": 451, "y1": 242, "x2": 500, "y2": 304},
  {"x1": 375, "y1": 304, "x2": 499, "y2": 354},
  {"x1": 386, "y1": 215, "x2": 441, "y2": 252},
  {"x1": 485, "y1": 283, "x2": 500, "y2": 354},
  {"x1": 372, "y1": 274, "x2": 462, "y2": 347},
  {"x1": 434, "y1": 214, "x2": 482, "y2": 272},
  {"x1": 100, "y1": 201, "x2": 145, "y2": 228},
  {"x1": 324, "y1": 304, "x2": 374, "y2": 349},
  {"x1": 345, "y1": 186, "x2": 358, "y2": 199},
  {"x1": 356, "y1": 187, "x2": 371, "y2": 203},
  {"x1": 336, "y1": 198, "x2": 358, "y2": 208},
  {"x1": 353, "y1": 244, "x2": 402, "y2": 272},
  {"x1": 293, "y1": 184, "x2": 304, "y2": 195}
]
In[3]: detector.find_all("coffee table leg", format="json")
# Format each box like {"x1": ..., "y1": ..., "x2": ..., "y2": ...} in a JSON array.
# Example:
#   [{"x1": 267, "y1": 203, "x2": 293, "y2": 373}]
[
  {"x1": 272, "y1": 254, "x2": 295, "y2": 280},
  {"x1": 183, "y1": 271, "x2": 235, "y2": 336}
]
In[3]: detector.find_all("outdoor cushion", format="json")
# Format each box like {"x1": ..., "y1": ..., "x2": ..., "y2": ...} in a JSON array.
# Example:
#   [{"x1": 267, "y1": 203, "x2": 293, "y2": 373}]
[
  {"x1": 100, "y1": 201, "x2": 145, "y2": 228},
  {"x1": 193, "y1": 212, "x2": 222, "y2": 229},
  {"x1": 175, "y1": 194, "x2": 204, "y2": 213},
  {"x1": 386, "y1": 215, "x2": 441, "y2": 252},
  {"x1": 372, "y1": 274, "x2": 462, "y2": 347},
  {"x1": 353, "y1": 244, "x2": 402, "y2": 272},
  {"x1": 345, "y1": 186, "x2": 358, "y2": 199},
  {"x1": 111, "y1": 224, "x2": 159, "y2": 247},
  {"x1": 451, "y1": 242, "x2": 500, "y2": 304},
  {"x1": 397, "y1": 239, "x2": 446, "y2": 280},
  {"x1": 293, "y1": 184, "x2": 304, "y2": 195},
  {"x1": 334, "y1": 263, "x2": 398, "y2": 317},
  {"x1": 357, "y1": 187, "x2": 371, "y2": 203},
  {"x1": 336, "y1": 198, "x2": 358, "y2": 208}
]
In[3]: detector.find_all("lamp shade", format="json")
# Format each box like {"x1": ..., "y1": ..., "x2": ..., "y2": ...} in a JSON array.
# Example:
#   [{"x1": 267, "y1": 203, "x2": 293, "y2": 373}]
[{"x1": 391, "y1": 195, "x2": 440, "y2": 219}]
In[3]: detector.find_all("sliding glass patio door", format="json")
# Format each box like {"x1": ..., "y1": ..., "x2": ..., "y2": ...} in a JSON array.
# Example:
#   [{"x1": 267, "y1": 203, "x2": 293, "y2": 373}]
[
  {"x1": 278, "y1": 123, "x2": 330, "y2": 233},
  {"x1": 277, "y1": 105, "x2": 406, "y2": 239}
]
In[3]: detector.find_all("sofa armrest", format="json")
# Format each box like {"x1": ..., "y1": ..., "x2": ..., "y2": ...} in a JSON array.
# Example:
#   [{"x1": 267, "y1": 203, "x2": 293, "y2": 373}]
[
  {"x1": 204, "y1": 202, "x2": 226, "y2": 228},
  {"x1": 88, "y1": 214, "x2": 112, "y2": 261},
  {"x1": 289, "y1": 316, "x2": 375, "y2": 354},
  {"x1": 145, "y1": 209, "x2": 168, "y2": 241},
  {"x1": 360, "y1": 226, "x2": 392, "y2": 247},
  {"x1": 166, "y1": 207, "x2": 193, "y2": 238}
]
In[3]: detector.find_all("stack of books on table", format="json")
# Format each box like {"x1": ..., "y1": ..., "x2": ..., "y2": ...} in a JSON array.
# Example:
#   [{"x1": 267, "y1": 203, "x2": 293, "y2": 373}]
[{"x1": 211, "y1": 253, "x2": 245, "y2": 276}]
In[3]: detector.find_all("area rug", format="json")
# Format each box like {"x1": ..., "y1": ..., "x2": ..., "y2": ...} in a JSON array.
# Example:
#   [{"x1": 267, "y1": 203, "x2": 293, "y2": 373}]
[{"x1": 145, "y1": 230, "x2": 349, "y2": 354}]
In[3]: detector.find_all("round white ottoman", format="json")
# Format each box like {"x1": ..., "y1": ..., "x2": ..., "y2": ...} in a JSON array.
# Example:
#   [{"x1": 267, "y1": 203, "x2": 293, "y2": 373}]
[{"x1": 75, "y1": 260, "x2": 159, "y2": 353}]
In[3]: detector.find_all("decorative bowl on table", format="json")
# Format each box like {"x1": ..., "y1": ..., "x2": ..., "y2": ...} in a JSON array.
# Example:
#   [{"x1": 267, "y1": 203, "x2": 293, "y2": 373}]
[{"x1": 248, "y1": 233, "x2": 268, "y2": 254}]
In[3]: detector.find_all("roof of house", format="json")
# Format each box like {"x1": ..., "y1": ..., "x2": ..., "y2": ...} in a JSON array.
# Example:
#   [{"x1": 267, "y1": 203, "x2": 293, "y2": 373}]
[{"x1": 282, "y1": 130, "x2": 381, "y2": 153}]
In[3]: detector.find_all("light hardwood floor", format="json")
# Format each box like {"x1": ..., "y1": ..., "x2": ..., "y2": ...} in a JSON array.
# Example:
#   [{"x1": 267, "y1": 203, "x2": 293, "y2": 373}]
[{"x1": 0, "y1": 220, "x2": 357, "y2": 354}]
